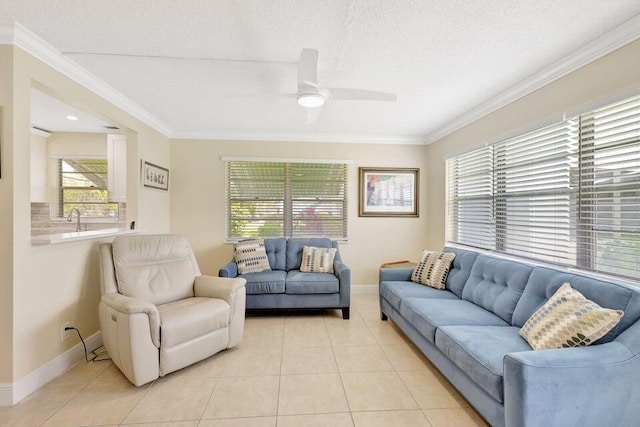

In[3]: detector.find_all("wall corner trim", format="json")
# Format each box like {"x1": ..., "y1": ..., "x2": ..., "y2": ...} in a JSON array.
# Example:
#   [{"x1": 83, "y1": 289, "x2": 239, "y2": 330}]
[{"x1": 0, "y1": 332, "x2": 102, "y2": 407}]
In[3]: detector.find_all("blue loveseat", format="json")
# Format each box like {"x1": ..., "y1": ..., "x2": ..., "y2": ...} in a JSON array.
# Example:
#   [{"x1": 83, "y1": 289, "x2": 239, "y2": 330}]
[
  {"x1": 220, "y1": 237, "x2": 351, "y2": 319},
  {"x1": 379, "y1": 247, "x2": 640, "y2": 427}
]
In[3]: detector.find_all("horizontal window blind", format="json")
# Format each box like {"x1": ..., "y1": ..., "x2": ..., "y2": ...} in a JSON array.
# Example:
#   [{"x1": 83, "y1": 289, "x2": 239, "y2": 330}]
[
  {"x1": 290, "y1": 162, "x2": 347, "y2": 238},
  {"x1": 446, "y1": 146, "x2": 495, "y2": 250},
  {"x1": 446, "y1": 94, "x2": 640, "y2": 281},
  {"x1": 579, "y1": 97, "x2": 640, "y2": 279},
  {"x1": 494, "y1": 119, "x2": 579, "y2": 264},
  {"x1": 227, "y1": 161, "x2": 285, "y2": 238},
  {"x1": 226, "y1": 160, "x2": 347, "y2": 239}
]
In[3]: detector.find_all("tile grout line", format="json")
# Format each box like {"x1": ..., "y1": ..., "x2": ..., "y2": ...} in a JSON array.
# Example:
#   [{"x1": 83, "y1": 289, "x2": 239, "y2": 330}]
[
  {"x1": 117, "y1": 377, "x2": 157, "y2": 425},
  {"x1": 195, "y1": 352, "x2": 229, "y2": 423},
  {"x1": 328, "y1": 311, "x2": 358, "y2": 427},
  {"x1": 37, "y1": 382, "x2": 90, "y2": 426}
]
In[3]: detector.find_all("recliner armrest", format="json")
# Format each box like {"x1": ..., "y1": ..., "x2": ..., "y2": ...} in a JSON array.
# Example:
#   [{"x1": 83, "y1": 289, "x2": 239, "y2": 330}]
[
  {"x1": 195, "y1": 275, "x2": 246, "y2": 305},
  {"x1": 101, "y1": 292, "x2": 160, "y2": 347},
  {"x1": 219, "y1": 259, "x2": 238, "y2": 278}
]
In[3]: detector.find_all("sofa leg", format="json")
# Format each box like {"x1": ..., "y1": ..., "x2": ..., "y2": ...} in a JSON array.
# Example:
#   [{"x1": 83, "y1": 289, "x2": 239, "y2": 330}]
[
  {"x1": 342, "y1": 307, "x2": 350, "y2": 320},
  {"x1": 381, "y1": 312, "x2": 388, "y2": 321}
]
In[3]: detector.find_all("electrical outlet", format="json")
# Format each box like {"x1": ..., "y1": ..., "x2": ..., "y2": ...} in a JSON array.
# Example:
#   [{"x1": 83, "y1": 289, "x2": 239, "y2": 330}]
[{"x1": 61, "y1": 322, "x2": 72, "y2": 342}]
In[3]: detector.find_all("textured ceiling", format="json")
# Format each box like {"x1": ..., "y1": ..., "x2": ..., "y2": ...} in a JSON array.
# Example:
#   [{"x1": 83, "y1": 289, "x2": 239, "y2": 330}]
[{"x1": 3, "y1": 1, "x2": 640, "y2": 143}]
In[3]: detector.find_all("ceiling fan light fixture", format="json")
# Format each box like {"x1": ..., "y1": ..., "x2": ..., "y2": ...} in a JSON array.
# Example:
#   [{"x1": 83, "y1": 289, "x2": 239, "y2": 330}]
[{"x1": 297, "y1": 92, "x2": 325, "y2": 108}]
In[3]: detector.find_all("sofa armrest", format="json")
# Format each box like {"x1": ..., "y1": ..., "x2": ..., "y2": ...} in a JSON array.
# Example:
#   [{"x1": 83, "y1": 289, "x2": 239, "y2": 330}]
[
  {"x1": 219, "y1": 259, "x2": 238, "y2": 278},
  {"x1": 334, "y1": 259, "x2": 351, "y2": 307},
  {"x1": 334, "y1": 259, "x2": 350, "y2": 282},
  {"x1": 101, "y1": 293, "x2": 160, "y2": 347},
  {"x1": 379, "y1": 267, "x2": 414, "y2": 283},
  {"x1": 504, "y1": 342, "x2": 639, "y2": 427}
]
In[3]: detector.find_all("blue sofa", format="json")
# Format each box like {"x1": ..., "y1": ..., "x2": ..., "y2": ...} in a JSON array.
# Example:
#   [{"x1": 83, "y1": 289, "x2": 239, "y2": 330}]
[
  {"x1": 379, "y1": 247, "x2": 640, "y2": 427},
  {"x1": 220, "y1": 237, "x2": 351, "y2": 319}
]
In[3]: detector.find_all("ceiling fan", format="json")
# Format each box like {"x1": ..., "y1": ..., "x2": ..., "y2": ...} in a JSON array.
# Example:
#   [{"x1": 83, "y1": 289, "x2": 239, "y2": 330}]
[{"x1": 296, "y1": 48, "x2": 397, "y2": 123}]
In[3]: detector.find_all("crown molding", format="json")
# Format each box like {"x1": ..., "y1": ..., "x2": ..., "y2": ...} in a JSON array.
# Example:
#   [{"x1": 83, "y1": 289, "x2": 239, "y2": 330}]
[
  {"x1": 425, "y1": 13, "x2": 640, "y2": 144},
  {"x1": 0, "y1": 21, "x2": 173, "y2": 137},
  {"x1": 172, "y1": 129, "x2": 427, "y2": 145}
]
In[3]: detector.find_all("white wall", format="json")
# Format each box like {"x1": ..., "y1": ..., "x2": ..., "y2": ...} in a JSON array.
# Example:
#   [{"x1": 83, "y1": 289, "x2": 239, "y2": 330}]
[
  {"x1": 170, "y1": 139, "x2": 430, "y2": 286},
  {"x1": 7, "y1": 46, "x2": 171, "y2": 383}
]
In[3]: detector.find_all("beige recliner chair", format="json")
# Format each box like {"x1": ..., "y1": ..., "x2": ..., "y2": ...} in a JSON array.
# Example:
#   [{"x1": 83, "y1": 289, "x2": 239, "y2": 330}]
[{"x1": 98, "y1": 234, "x2": 246, "y2": 386}]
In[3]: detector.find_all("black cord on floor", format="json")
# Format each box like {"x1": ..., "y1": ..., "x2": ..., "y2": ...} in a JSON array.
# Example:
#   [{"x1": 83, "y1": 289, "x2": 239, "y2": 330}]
[{"x1": 66, "y1": 327, "x2": 111, "y2": 362}]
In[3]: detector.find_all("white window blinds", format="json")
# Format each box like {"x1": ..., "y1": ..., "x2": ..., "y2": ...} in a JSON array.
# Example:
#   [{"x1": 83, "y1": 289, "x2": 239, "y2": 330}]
[
  {"x1": 446, "y1": 146, "x2": 495, "y2": 250},
  {"x1": 493, "y1": 119, "x2": 579, "y2": 264},
  {"x1": 578, "y1": 97, "x2": 640, "y2": 278},
  {"x1": 446, "y1": 94, "x2": 640, "y2": 280},
  {"x1": 226, "y1": 160, "x2": 348, "y2": 239}
]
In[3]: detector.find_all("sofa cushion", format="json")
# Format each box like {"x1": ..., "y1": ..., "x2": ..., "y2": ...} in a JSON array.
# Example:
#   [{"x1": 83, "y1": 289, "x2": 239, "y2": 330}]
[
  {"x1": 241, "y1": 270, "x2": 286, "y2": 294},
  {"x1": 380, "y1": 281, "x2": 459, "y2": 311},
  {"x1": 512, "y1": 267, "x2": 640, "y2": 344},
  {"x1": 411, "y1": 251, "x2": 456, "y2": 289},
  {"x1": 157, "y1": 297, "x2": 229, "y2": 347},
  {"x1": 462, "y1": 255, "x2": 533, "y2": 324},
  {"x1": 286, "y1": 270, "x2": 339, "y2": 294},
  {"x1": 234, "y1": 239, "x2": 271, "y2": 274},
  {"x1": 443, "y1": 247, "x2": 479, "y2": 298},
  {"x1": 264, "y1": 238, "x2": 287, "y2": 271},
  {"x1": 435, "y1": 325, "x2": 531, "y2": 403},
  {"x1": 286, "y1": 238, "x2": 335, "y2": 270},
  {"x1": 300, "y1": 246, "x2": 337, "y2": 273},
  {"x1": 400, "y1": 298, "x2": 509, "y2": 344},
  {"x1": 519, "y1": 283, "x2": 623, "y2": 350}
]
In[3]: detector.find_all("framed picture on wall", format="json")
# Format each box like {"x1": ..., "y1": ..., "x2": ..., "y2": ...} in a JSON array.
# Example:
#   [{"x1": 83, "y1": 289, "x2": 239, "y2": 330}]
[
  {"x1": 359, "y1": 167, "x2": 419, "y2": 217},
  {"x1": 141, "y1": 159, "x2": 169, "y2": 191}
]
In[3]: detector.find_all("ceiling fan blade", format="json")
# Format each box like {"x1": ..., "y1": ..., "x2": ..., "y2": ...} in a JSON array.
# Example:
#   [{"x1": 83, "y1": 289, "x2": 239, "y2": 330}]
[
  {"x1": 306, "y1": 106, "x2": 323, "y2": 124},
  {"x1": 298, "y1": 48, "x2": 319, "y2": 87},
  {"x1": 327, "y1": 88, "x2": 397, "y2": 102}
]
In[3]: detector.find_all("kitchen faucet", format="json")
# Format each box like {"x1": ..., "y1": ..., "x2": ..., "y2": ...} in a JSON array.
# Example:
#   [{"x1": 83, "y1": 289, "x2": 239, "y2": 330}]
[{"x1": 67, "y1": 208, "x2": 82, "y2": 232}]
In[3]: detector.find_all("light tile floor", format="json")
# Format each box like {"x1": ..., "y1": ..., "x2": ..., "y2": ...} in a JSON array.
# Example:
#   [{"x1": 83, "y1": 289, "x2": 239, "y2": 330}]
[{"x1": 0, "y1": 294, "x2": 489, "y2": 426}]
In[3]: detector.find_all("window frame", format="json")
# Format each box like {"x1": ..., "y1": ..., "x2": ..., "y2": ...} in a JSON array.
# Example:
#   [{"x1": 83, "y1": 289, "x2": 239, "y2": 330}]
[{"x1": 55, "y1": 157, "x2": 120, "y2": 220}]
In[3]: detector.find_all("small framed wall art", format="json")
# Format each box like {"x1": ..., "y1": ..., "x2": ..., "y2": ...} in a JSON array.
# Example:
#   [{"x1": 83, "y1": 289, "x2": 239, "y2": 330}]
[
  {"x1": 141, "y1": 159, "x2": 169, "y2": 191},
  {"x1": 359, "y1": 167, "x2": 419, "y2": 217}
]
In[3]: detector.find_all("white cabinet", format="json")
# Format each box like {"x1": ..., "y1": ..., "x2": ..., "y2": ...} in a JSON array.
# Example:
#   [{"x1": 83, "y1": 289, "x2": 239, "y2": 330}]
[{"x1": 107, "y1": 134, "x2": 127, "y2": 203}]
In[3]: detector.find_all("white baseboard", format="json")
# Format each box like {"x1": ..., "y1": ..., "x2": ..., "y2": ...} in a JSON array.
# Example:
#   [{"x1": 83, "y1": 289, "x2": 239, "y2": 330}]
[
  {"x1": 0, "y1": 331, "x2": 102, "y2": 407},
  {"x1": 352, "y1": 285, "x2": 378, "y2": 295}
]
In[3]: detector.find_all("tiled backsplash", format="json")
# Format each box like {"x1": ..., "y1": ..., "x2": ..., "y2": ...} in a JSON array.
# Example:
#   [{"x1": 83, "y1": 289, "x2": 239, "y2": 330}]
[{"x1": 31, "y1": 202, "x2": 127, "y2": 236}]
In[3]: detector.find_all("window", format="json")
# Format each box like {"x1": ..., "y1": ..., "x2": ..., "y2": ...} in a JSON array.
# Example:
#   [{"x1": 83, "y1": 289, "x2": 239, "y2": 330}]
[
  {"x1": 58, "y1": 158, "x2": 119, "y2": 218},
  {"x1": 447, "y1": 95, "x2": 640, "y2": 280},
  {"x1": 226, "y1": 160, "x2": 348, "y2": 239}
]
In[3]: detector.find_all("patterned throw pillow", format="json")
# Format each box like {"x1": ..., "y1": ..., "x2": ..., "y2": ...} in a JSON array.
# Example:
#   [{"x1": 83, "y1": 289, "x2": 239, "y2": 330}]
[
  {"x1": 411, "y1": 251, "x2": 456, "y2": 289},
  {"x1": 520, "y1": 283, "x2": 623, "y2": 350},
  {"x1": 234, "y1": 239, "x2": 272, "y2": 274},
  {"x1": 300, "y1": 246, "x2": 337, "y2": 273}
]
